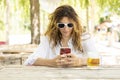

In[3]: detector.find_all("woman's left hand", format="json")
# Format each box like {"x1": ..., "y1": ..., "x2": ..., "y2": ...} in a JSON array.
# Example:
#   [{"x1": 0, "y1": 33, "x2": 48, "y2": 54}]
[{"x1": 64, "y1": 54, "x2": 83, "y2": 67}]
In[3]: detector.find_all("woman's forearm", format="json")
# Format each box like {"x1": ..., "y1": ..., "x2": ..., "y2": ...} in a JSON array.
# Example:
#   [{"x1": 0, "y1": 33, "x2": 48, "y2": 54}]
[
  {"x1": 76, "y1": 57, "x2": 87, "y2": 67},
  {"x1": 32, "y1": 58, "x2": 55, "y2": 67},
  {"x1": 81, "y1": 57, "x2": 87, "y2": 66},
  {"x1": 32, "y1": 57, "x2": 87, "y2": 67}
]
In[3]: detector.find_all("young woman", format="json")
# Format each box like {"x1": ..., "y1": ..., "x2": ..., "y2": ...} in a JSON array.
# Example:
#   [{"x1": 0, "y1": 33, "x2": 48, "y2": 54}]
[{"x1": 24, "y1": 5, "x2": 96, "y2": 67}]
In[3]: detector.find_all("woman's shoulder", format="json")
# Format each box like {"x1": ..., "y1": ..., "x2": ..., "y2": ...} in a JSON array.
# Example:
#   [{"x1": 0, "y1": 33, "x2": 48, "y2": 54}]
[
  {"x1": 40, "y1": 34, "x2": 49, "y2": 39},
  {"x1": 40, "y1": 35, "x2": 49, "y2": 41},
  {"x1": 81, "y1": 32, "x2": 91, "y2": 41}
]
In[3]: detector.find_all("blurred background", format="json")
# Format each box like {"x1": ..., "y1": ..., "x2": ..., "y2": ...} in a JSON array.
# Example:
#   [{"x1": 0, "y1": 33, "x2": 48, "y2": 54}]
[
  {"x1": 0, "y1": 0, "x2": 120, "y2": 65},
  {"x1": 0, "y1": 0, "x2": 120, "y2": 45}
]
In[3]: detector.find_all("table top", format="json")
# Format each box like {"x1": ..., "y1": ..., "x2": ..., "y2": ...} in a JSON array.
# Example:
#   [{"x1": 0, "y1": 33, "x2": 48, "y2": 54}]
[{"x1": 0, "y1": 65, "x2": 120, "y2": 80}]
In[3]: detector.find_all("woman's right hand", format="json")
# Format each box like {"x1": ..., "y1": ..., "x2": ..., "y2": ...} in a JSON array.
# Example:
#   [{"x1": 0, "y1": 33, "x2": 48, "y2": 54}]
[{"x1": 52, "y1": 54, "x2": 68, "y2": 67}]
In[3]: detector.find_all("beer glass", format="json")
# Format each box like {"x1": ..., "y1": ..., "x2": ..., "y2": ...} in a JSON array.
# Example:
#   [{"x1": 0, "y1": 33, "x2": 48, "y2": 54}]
[{"x1": 87, "y1": 51, "x2": 100, "y2": 68}]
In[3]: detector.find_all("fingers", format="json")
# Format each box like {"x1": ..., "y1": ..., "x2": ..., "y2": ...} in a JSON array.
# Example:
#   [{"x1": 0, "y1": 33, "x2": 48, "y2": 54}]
[
  {"x1": 66, "y1": 53, "x2": 76, "y2": 58},
  {"x1": 66, "y1": 58, "x2": 75, "y2": 65},
  {"x1": 55, "y1": 54, "x2": 79, "y2": 67},
  {"x1": 55, "y1": 58, "x2": 73, "y2": 66},
  {"x1": 55, "y1": 55, "x2": 69, "y2": 66},
  {"x1": 56, "y1": 59, "x2": 66, "y2": 66},
  {"x1": 65, "y1": 57, "x2": 80, "y2": 67},
  {"x1": 56, "y1": 54, "x2": 67, "y2": 59}
]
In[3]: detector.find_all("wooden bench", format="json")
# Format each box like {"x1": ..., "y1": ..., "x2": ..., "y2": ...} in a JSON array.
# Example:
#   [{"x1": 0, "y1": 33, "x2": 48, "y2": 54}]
[
  {"x1": 0, "y1": 44, "x2": 38, "y2": 54},
  {"x1": 0, "y1": 44, "x2": 38, "y2": 65}
]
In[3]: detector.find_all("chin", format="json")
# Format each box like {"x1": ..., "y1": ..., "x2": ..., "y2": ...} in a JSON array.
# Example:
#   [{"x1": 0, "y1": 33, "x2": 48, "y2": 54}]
[
  {"x1": 62, "y1": 32, "x2": 71, "y2": 37},
  {"x1": 63, "y1": 34, "x2": 70, "y2": 37}
]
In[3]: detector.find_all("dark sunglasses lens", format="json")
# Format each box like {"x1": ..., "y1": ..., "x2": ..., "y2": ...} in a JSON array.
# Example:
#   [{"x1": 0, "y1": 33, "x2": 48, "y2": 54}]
[
  {"x1": 58, "y1": 24, "x2": 64, "y2": 28},
  {"x1": 68, "y1": 23, "x2": 73, "y2": 27}
]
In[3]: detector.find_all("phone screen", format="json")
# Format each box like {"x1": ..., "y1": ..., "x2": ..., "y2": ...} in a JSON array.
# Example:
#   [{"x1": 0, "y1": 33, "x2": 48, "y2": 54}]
[{"x1": 60, "y1": 47, "x2": 71, "y2": 55}]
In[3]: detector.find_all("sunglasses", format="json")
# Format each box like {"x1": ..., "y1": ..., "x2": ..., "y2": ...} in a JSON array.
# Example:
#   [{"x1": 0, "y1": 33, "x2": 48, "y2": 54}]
[{"x1": 57, "y1": 23, "x2": 73, "y2": 28}]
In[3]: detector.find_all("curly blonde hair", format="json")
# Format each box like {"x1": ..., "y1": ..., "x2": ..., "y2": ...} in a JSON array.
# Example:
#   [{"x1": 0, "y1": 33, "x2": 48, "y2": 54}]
[{"x1": 45, "y1": 5, "x2": 83, "y2": 52}]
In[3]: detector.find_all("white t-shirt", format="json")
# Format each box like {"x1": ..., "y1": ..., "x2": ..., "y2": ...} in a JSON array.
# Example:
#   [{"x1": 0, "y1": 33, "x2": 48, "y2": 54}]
[{"x1": 24, "y1": 32, "x2": 96, "y2": 65}]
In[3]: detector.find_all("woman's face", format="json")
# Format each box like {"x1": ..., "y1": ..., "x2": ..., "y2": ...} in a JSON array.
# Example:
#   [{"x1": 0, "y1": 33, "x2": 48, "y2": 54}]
[{"x1": 58, "y1": 17, "x2": 73, "y2": 38}]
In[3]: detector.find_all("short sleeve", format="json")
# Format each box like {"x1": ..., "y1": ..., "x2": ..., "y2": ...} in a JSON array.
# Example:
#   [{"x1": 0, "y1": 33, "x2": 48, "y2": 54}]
[
  {"x1": 24, "y1": 36, "x2": 50, "y2": 65},
  {"x1": 81, "y1": 32, "x2": 97, "y2": 53}
]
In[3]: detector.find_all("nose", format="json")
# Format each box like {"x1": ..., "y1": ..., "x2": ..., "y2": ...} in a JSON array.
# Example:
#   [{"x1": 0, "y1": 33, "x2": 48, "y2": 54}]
[{"x1": 64, "y1": 25, "x2": 69, "y2": 30}]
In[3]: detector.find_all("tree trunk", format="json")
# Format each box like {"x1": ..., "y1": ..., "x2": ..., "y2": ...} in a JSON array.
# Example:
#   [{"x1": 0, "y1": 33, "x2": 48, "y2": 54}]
[
  {"x1": 30, "y1": 0, "x2": 40, "y2": 44},
  {"x1": 5, "y1": 0, "x2": 10, "y2": 45},
  {"x1": 86, "y1": 6, "x2": 89, "y2": 32}
]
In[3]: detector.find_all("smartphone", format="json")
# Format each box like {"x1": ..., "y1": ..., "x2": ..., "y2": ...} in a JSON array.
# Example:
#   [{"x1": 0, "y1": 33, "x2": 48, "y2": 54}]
[{"x1": 60, "y1": 47, "x2": 71, "y2": 55}]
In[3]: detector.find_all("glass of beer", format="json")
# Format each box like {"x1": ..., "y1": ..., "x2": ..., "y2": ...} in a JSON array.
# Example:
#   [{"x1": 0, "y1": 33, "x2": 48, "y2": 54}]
[{"x1": 87, "y1": 52, "x2": 100, "y2": 68}]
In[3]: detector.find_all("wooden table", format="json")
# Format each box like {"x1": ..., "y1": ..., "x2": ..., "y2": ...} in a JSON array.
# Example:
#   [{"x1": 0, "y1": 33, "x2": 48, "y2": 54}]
[{"x1": 0, "y1": 65, "x2": 120, "y2": 80}]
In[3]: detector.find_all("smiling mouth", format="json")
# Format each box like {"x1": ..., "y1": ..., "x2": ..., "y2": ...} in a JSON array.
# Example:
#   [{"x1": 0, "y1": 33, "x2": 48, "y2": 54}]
[{"x1": 63, "y1": 31, "x2": 69, "y2": 33}]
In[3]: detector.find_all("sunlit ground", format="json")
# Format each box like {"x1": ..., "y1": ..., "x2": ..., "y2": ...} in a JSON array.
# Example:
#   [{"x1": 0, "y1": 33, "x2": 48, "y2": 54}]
[{"x1": 9, "y1": 34, "x2": 31, "y2": 45}]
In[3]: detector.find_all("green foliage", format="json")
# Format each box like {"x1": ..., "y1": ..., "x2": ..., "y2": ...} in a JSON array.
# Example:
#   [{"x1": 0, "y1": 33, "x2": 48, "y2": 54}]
[
  {"x1": 0, "y1": 0, "x2": 30, "y2": 34},
  {"x1": 109, "y1": 0, "x2": 120, "y2": 15},
  {"x1": 79, "y1": 0, "x2": 89, "y2": 9},
  {"x1": 0, "y1": 0, "x2": 5, "y2": 31},
  {"x1": 0, "y1": 20, "x2": 4, "y2": 30},
  {"x1": 96, "y1": 0, "x2": 120, "y2": 15},
  {"x1": 99, "y1": 15, "x2": 111, "y2": 24},
  {"x1": 0, "y1": 0, "x2": 119, "y2": 34},
  {"x1": 99, "y1": 17, "x2": 104, "y2": 24}
]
